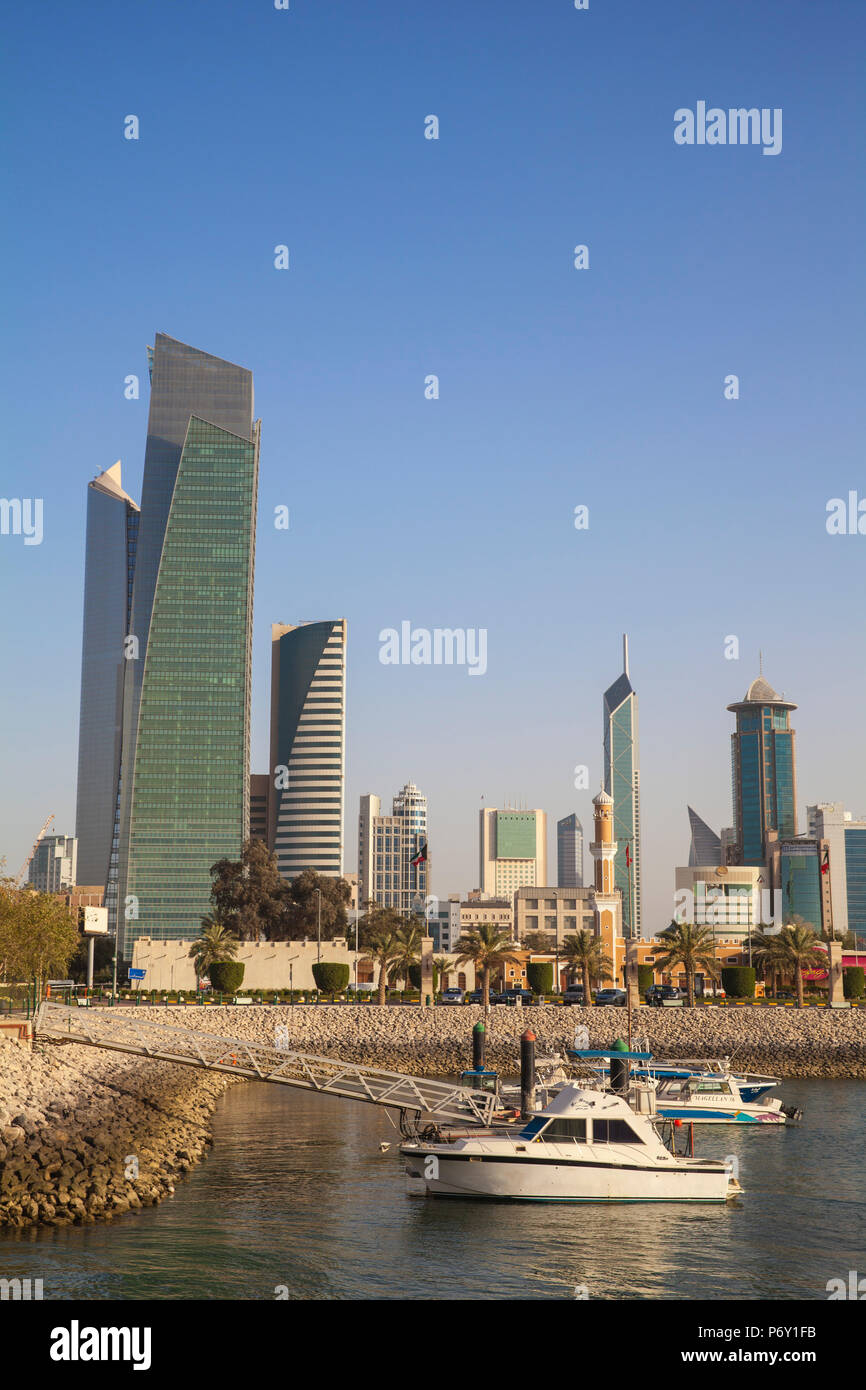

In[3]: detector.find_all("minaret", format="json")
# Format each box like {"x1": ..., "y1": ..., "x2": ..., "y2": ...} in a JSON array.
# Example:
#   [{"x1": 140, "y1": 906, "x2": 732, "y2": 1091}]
[{"x1": 590, "y1": 788, "x2": 622, "y2": 982}]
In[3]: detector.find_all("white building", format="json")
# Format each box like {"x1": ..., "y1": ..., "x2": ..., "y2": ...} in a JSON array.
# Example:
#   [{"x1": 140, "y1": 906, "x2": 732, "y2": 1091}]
[
  {"x1": 358, "y1": 782, "x2": 429, "y2": 914},
  {"x1": 29, "y1": 835, "x2": 78, "y2": 893}
]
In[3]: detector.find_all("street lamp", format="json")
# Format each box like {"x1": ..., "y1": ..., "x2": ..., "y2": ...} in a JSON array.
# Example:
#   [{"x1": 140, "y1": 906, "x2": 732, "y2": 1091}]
[{"x1": 314, "y1": 888, "x2": 322, "y2": 963}]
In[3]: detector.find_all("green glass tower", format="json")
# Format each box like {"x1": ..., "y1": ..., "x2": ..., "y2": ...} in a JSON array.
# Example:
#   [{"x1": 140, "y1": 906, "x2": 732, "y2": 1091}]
[
  {"x1": 117, "y1": 336, "x2": 259, "y2": 959},
  {"x1": 728, "y1": 676, "x2": 797, "y2": 867}
]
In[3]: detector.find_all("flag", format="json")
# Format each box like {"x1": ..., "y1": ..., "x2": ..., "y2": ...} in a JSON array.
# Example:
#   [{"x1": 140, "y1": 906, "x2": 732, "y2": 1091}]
[
  {"x1": 411, "y1": 841, "x2": 428, "y2": 868},
  {"x1": 821, "y1": 847, "x2": 829, "y2": 876},
  {"x1": 625, "y1": 843, "x2": 631, "y2": 868}
]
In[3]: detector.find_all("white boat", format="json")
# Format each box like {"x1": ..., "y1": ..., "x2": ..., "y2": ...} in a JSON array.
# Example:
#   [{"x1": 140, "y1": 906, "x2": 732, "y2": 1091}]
[
  {"x1": 650, "y1": 1070, "x2": 800, "y2": 1125},
  {"x1": 401, "y1": 1083, "x2": 740, "y2": 1203}
]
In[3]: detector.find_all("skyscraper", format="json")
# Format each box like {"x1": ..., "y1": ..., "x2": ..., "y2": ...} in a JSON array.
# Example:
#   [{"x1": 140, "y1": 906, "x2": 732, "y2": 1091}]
[
  {"x1": 358, "y1": 783, "x2": 429, "y2": 913},
  {"x1": 727, "y1": 675, "x2": 797, "y2": 866},
  {"x1": 268, "y1": 620, "x2": 346, "y2": 881},
  {"x1": 29, "y1": 835, "x2": 78, "y2": 893},
  {"x1": 603, "y1": 635, "x2": 642, "y2": 937},
  {"x1": 687, "y1": 806, "x2": 722, "y2": 867},
  {"x1": 75, "y1": 462, "x2": 139, "y2": 929},
  {"x1": 557, "y1": 813, "x2": 584, "y2": 887},
  {"x1": 115, "y1": 334, "x2": 259, "y2": 958},
  {"x1": 479, "y1": 808, "x2": 547, "y2": 897}
]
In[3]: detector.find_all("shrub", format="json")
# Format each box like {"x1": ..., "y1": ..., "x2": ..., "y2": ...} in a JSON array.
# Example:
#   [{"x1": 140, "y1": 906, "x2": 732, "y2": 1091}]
[
  {"x1": 312, "y1": 962, "x2": 350, "y2": 993},
  {"x1": 638, "y1": 965, "x2": 655, "y2": 994},
  {"x1": 526, "y1": 961, "x2": 553, "y2": 994},
  {"x1": 408, "y1": 963, "x2": 439, "y2": 991},
  {"x1": 843, "y1": 966, "x2": 865, "y2": 999},
  {"x1": 209, "y1": 961, "x2": 246, "y2": 994},
  {"x1": 721, "y1": 966, "x2": 756, "y2": 999}
]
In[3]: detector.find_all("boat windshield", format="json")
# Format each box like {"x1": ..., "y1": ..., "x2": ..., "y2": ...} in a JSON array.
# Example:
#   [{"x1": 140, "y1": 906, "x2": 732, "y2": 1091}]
[{"x1": 518, "y1": 1116, "x2": 548, "y2": 1140}]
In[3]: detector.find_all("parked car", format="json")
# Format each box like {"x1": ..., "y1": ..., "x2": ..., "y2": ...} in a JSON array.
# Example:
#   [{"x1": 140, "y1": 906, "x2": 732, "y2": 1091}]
[
  {"x1": 594, "y1": 988, "x2": 627, "y2": 1007},
  {"x1": 645, "y1": 985, "x2": 686, "y2": 1007},
  {"x1": 464, "y1": 989, "x2": 485, "y2": 1004},
  {"x1": 562, "y1": 984, "x2": 586, "y2": 1006},
  {"x1": 494, "y1": 988, "x2": 533, "y2": 1005},
  {"x1": 440, "y1": 987, "x2": 465, "y2": 1005}
]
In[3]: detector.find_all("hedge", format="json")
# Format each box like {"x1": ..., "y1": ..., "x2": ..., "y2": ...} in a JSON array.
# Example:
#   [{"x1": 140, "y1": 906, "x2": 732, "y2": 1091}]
[
  {"x1": 843, "y1": 966, "x2": 865, "y2": 999},
  {"x1": 209, "y1": 961, "x2": 245, "y2": 993},
  {"x1": 527, "y1": 961, "x2": 553, "y2": 994},
  {"x1": 721, "y1": 966, "x2": 756, "y2": 999},
  {"x1": 408, "y1": 963, "x2": 439, "y2": 991},
  {"x1": 312, "y1": 962, "x2": 350, "y2": 993}
]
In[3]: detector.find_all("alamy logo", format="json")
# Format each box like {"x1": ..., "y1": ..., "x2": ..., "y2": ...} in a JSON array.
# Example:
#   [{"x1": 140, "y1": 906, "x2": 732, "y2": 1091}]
[
  {"x1": 379, "y1": 622, "x2": 487, "y2": 676},
  {"x1": 826, "y1": 1270, "x2": 866, "y2": 1299},
  {"x1": 50, "y1": 1321, "x2": 152, "y2": 1370},
  {"x1": 0, "y1": 1277, "x2": 43, "y2": 1300},
  {"x1": 674, "y1": 103, "x2": 782, "y2": 156},
  {"x1": 0, "y1": 497, "x2": 43, "y2": 545}
]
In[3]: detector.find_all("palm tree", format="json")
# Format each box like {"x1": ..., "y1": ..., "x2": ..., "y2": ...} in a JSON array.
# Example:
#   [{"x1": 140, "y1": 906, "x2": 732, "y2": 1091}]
[
  {"x1": 434, "y1": 956, "x2": 450, "y2": 989},
  {"x1": 452, "y1": 922, "x2": 521, "y2": 1014},
  {"x1": 560, "y1": 931, "x2": 613, "y2": 1007},
  {"x1": 653, "y1": 921, "x2": 719, "y2": 1007},
  {"x1": 387, "y1": 923, "x2": 422, "y2": 990},
  {"x1": 187, "y1": 915, "x2": 239, "y2": 982},
  {"x1": 777, "y1": 920, "x2": 827, "y2": 1007},
  {"x1": 361, "y1": 929, "x2": 403, "y2": 1006},
  {"x1": 751, "y1": 929, "x2": 789, "y2": 999}
]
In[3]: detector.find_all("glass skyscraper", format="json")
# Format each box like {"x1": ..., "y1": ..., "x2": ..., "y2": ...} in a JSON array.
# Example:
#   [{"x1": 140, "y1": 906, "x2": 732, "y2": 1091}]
[
  {"x1": 557, "y1": 813, "x2": 584, "y2": 888},
  {"x1": 115, "y1": 335, "x2": 259, "y2": 959},
  {"x1": 268, "y1": 619, "x2": 346, "y2": 880},
  {"x1": 75, "y1": 463, "x2": 139, "y2": 926},
  {"x1": 727, "y1": 676, "x2": 797, "y2": 867},
  {"x1": 603, "y1": 635, "x2": 641, "y2": 937}
]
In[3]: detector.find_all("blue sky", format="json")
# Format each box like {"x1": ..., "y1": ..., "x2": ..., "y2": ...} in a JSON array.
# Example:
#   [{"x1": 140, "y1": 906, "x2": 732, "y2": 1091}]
[{"x1": 1, "y1": 0, "x2": 864, "y2": 930}]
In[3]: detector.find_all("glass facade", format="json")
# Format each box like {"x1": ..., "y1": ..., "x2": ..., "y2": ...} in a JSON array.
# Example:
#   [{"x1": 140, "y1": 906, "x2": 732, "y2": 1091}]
[
  {"x1": 121, "y1": 416, "x2": 258, "y2": 951},
  {"x1": 557, "y1": 813, "x2": 584, "y2": 887},
  {"x1": 781, "y1": 846, "x2": 822, "y2": 930},
  {"x1": 729, "y1": 679, "x2": 797, "y2": 866},
  {"x1": 496, "y1": 812, "x2": 537, "y2": 860},
  {"x1": 603, "y1": 668, "x2": 641, "y2": 936},
  {"x1": 845, "y1": 828, "x2": 866, "y2": 939}
]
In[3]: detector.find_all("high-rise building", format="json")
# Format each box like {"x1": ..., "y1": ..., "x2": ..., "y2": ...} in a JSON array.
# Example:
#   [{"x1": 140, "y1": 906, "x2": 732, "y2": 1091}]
[
  {"x1": 687, "y1": 807, "x2": 722, "y2": 867},
  {"x1": 557, "y1": 813, "x2": 584, "y2": 887},
  {"x1": 268, "y1": 620, "x2": 346, "y2": 881},
  {"x1": 74, "y1": 463, "x2": 139, "y2": 931},
  {"x1": 728, "y1": 675, "x2": 797, "y2": 867},
  {"x1": 116, "y1": 334, "x2": 259, "y2": 958},
  {"x1": 603, "y1": 635, "x2": 642, "y2": 937},
  {"x1": 806, "y1": 803, "x2": 866, "y2": 941},
  {"x1": 479, "y1": 808, "x2": 547, "y2": 897},
  {"x1": 29, "y1": 835, "x2": 77, "y2": 893},
  {"x1": 358, "y1": 783, "x2": 429, "y2": 914}
]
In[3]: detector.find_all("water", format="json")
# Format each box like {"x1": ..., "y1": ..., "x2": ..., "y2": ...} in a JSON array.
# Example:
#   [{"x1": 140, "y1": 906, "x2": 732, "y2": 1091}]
[{"x1": 1, "y1": 1079, "x2": 863, "y2": 1300}]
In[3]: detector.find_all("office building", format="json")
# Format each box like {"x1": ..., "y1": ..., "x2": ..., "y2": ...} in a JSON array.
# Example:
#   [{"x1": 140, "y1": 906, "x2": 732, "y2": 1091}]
[
  {"x1": 358, "y1": 782, "x2": 429, "y2": 914},
  {"x1": 603, "y1": 635, "x2": 642, "y2": 937},
  {"x1": 807, "y1": 803, "x2": 866, "y2": 941},
  {"x1": 29, "y1": 835, "x2": 78, "y2": 894},
  {"x1": 557, "y1": 813, "x2": 584, "y2": 887},
  {"x1": 74, "y1": 462, "x2": 139, "y2": 932},
  {"x1": 687, "y1": 807, "x2": 722, "y2": 867},
  {"x1": 249, "y1": 774, "x2": 269, "y2": 844},
  {"x1": 728, "y1": 674, "x2": 797, "y2": 866},
  {"x1": 116, "y1": 334, "x2": 259, "y2": 958},
  {"x1": 479, "y1": 808, "x2": 547, "y2": 897},
  {"x1": 460, "y1": 896, "x2": 514, "y2": 940},
  {"x1": 513, "y1": 886, "x2": 594, "y2": 944},
  {"x1": 674, "y1": 864, "x2": 765, "y2": 939},
  {"x1": 268, "y1": 620, "x2": 346, "y2": 881}
]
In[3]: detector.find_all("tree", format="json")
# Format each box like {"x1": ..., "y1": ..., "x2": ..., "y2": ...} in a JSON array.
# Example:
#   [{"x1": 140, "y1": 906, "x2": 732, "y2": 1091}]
[
  {"x1": 522, "y1": 931, "x2": 554, "y2": 953},
  {"x1": 653, "y1": 921, "x2": 719, "y2": 1006},
  {"x1": 361, "y1": 930, "x2": 403, "y2": 1006},
  {"x1": 560, "y1": 931, "x2": 613, "y2": 1007},
  {"x1": 452, "y1": 923, "x2": 521, "y2": 1015},
  {"x1": 526, "y1": 960, "x2": 553, "y2": 995},
  {"x1": 312, "y1": 962, "x2": 350, "y2": 995},
  {"x1": 280, "y1": 868, "x2": 351, "y2": 942},
  {"x1": 387, "y1": 924, "x2": 422, "y2": 989},
  {"x1": 357, "y1": 901, "x2": 408, "y2": 948},
  {"x1": 0, "y1": 882, "x2": 81, "y2": 1001},
  {"x1": 775, "y1": 920, "x2": 828, "y2": 1007},
  {"x1": 434, "y1": 955, "x2": 450, "y2": 987},
  {"x1": 751, "y1": 930, "x2": 789, "y2": 998},
  {"x1": 187, "y1": 915, "x2": 240, "y2": 981},
  {"x1": 209, "y1": 839, "x2": 290, "y2": 940}
]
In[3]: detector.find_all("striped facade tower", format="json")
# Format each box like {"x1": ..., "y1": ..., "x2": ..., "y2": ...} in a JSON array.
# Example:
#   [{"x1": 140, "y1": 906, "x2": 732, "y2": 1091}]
[
  {"x1": 268, "y1": 620, "x2": 347, "y2": 881},
  {"x1": 590, "y1": 788, "x2": 623, "y2": 980}
]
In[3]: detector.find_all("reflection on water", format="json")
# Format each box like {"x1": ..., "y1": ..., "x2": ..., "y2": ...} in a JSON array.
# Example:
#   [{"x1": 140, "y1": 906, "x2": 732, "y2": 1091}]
[{"x1": 1, "y1": 1079, "x2": 863, "y2": 1300}]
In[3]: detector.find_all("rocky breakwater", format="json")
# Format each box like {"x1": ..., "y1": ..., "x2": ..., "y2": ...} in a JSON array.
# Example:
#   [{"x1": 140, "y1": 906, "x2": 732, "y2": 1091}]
[
  {"x1": 0, "y1": 1036, "x2": 230, "y2": 1228},
  {"x1": 131, "y1": 1001, "x2": 866, "y2": 1078}
]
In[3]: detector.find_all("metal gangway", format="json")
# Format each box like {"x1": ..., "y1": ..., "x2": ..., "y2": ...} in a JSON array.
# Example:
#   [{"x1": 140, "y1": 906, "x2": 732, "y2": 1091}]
[{"x1": 33, "y1": 1003, "x2": 497, "y2": 1129}]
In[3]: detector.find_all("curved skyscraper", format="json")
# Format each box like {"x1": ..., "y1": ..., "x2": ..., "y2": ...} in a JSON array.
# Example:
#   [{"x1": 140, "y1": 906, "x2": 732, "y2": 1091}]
[
  {"x1": 603, "y1": 635, "x2": 641, "y2": 938},
  {"x1": 268, "y1": 620, "x2": 347, "y2": 880},
  {"x1": 116, "y1": 334, "x2": 259, "y2": 958},
  {"x1": 728, "y1": 675, "x2": 797, "y2": 866}
]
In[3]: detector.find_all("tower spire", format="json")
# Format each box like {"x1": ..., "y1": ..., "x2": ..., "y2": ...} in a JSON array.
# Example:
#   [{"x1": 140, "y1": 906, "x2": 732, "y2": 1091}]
[{"x1": 623, "y1": 633, "x2": 629, "y2": 677}]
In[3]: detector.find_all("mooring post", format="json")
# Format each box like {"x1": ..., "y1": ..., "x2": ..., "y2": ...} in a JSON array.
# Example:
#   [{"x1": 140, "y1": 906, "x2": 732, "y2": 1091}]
[
  {"x1": 472, "y1": 1020, "x2": 485, "y2": 1071},
  {"x1": 520, "y1": 1029, "x2": 536, "y2": 1119}
]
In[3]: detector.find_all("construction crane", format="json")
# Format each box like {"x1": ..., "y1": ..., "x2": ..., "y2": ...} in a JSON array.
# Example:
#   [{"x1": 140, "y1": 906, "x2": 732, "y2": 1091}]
[{"x1": 16, "y1": 813, "x2": 55, "y2": 886}]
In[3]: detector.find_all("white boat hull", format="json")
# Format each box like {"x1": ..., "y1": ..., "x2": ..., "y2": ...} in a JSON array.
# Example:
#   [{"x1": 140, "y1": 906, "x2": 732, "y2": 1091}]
[{"x1": 402, "y1": 1143, "x2": 732, "y2": 1203}]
